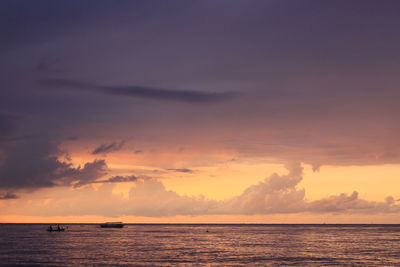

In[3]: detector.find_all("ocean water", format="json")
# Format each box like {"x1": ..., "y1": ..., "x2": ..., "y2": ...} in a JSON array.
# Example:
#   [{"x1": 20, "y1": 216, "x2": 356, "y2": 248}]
[{"x1": 1, "y1": 224, "x2": 400, "y2": 266}]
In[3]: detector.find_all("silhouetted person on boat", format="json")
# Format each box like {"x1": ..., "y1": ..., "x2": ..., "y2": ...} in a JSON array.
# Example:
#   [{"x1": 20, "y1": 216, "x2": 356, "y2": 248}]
[
  {"x1": 49, "y1": 225, "x2": 53, "y2": 231},
  {"x1": 57, "y1": 225, "x2": 60, "y2": 231}
]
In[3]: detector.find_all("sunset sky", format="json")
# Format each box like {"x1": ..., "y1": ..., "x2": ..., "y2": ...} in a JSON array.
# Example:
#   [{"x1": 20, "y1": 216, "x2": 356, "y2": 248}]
[{"x1": 1, "y1": 0, "x2": 400, "y2": 223}]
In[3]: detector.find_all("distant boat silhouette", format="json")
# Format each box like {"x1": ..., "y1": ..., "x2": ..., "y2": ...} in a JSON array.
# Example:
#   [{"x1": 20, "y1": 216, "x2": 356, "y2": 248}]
[
  {"x1": 100, "y1": 222, "x2": 124, "y2": 228},
  {"x1": 47, "y1": 225, "x2": 65, "y2": 232}
]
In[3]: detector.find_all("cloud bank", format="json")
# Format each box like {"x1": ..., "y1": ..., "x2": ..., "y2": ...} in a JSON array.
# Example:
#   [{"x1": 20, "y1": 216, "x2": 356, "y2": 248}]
[{"x1": 3, "y1": 163, "x2": 400, "y2": 217}]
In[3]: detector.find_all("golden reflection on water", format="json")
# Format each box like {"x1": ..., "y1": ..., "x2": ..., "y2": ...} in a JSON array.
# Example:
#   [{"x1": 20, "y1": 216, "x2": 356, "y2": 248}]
[{"x1": 1, "y1": 224, "x2": 400, "y2": 265}]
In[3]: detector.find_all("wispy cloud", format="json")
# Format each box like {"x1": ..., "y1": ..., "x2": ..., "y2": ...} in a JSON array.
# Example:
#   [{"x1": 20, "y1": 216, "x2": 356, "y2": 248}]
[
  {"x1": 94, "y1": 175, "x2": 138, "y2": 183},
  {"x1": 40, "y1": 79, "x2": 239, "y2": 104},
  {"x1": 167, "y1": 168, "x2": 194, "y2": 173},
  {"x1": 0, "y1": 192, "x2": 18, "y2": 200},
  {"x1": 92, "y1": 141, "x2": 125, "y2": 155}
]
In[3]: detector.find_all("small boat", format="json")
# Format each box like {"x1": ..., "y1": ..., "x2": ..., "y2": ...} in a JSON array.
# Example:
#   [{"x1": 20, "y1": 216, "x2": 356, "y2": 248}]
[
  {"x1": 100, "y1": 222, "x2": 124, "y2": 228},
  {"x1": 47, "y1": 226, "x2": 65, "y2": 232},
  {"x1": 47, "y1": 228, "x2": 65, "y2": 232}
]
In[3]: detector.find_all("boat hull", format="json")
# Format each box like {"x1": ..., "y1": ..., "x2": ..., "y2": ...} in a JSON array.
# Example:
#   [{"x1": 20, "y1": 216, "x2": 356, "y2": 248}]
[{"x1": 100, "y1": 224, "x2": 124, "y2": 228}]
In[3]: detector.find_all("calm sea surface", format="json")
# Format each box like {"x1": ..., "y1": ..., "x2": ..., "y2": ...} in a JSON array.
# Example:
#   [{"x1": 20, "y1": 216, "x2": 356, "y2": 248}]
[{"x1": 1, "y1": 224, "x2": 400, "y2": 266}]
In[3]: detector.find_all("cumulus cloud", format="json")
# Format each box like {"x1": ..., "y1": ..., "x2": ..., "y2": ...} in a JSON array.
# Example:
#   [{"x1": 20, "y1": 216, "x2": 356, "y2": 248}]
[
  {"x1": 307, "y1": 192, "x2": 400, "y2": 214},
  {"x1": 91, "y1": 141, "x2": 125, "y2": 155},
  {"x1": 3, "y1": 162, "x2": 400, "y2": 216},
  {"x1": 124, "y1": 179, "x2": 218, "y2": 217},
  {"x1": 40, "y1": 79, "x2": 239, "y2": 104},
  {"x1": 221, "y1": 162, "x2": 306, "y2": 214}
]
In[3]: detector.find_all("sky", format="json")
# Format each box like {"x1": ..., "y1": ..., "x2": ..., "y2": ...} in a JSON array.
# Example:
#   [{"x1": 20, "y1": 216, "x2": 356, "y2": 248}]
[{"x1": 1, "y1": 0, "x2": 400, "y2": 223}]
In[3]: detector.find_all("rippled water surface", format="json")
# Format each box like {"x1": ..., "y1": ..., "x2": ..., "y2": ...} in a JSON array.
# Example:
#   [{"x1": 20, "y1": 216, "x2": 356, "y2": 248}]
[{"x1": 1, "y1": 224, "x2": 400, "y2": 266}]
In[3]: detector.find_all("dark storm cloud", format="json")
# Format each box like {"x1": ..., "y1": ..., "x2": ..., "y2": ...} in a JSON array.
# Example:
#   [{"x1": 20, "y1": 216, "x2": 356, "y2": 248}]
[
  {"x1": 167, "y1": 168, "x2": 194, "y2": 173},
  {"x1": 1, "y1": 0, "x2": 400, "y2": 178},
  {"x1": 92, "y1": 141, "x2": 125, "y2": 155},
  {"x1": 68, "y1": 160, "x2": 108, "y2": 188},
  {"x1": 40, "y1": 79, "x2": 239, "y2": 104},
  {"x1": 0, "y1": 139, "x2": 66, "y2": 189},
  {"x1": 0, "y1": 138, "x2": 107, "y2": 192}
]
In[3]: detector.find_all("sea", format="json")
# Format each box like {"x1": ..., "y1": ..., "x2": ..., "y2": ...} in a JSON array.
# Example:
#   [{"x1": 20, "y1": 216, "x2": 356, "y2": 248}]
[{"x1": 1, "y1": 224, "x2": 400, "y2": 266}]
